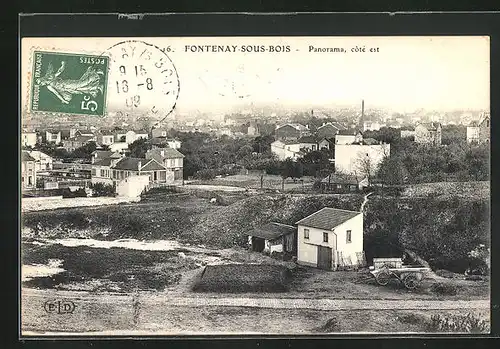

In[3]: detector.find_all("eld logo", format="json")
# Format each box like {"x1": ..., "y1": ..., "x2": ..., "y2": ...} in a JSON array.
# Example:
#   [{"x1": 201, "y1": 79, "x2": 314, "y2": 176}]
[{"x1": 43, "y1": 300, "x2": 76, "y2": 314}]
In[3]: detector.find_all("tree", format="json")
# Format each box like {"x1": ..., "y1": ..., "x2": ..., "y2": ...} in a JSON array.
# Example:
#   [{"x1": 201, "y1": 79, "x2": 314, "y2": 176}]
[
  {"x1": 354, "y1": 152, "x2": 374, "y2": 184},
  {"x1": 252, "y1": 135, "x2": 274, "y2": 154},
  {"x1": 280, "y1": 159, "x2": 295, "y2": 190},
  {"x1": 300, "y1": 149, "x2": 331, "y2": 177},
  {"x1": 377, "y1": 155, "x2": 408, "y2": 186},
  {"x1": 279, "y1": 158, "x2": 303, "y2": 190},
  {"x1": 128, "y1": 138, "x2": 151, "y2": 158},
  {"x1": 72, "y1": 141, "x2": 97, "y2": 159}
]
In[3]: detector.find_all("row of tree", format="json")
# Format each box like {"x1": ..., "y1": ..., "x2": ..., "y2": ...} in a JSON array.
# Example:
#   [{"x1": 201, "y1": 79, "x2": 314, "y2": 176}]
[{"x1": 376, "y1": 140, "x2": 489, "y2": 185}]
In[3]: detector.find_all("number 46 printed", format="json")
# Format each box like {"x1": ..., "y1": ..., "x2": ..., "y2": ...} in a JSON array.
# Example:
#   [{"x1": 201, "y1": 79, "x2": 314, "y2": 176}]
[{"x1": 81, "y1": 95, "x2": 98, "y2": 111}]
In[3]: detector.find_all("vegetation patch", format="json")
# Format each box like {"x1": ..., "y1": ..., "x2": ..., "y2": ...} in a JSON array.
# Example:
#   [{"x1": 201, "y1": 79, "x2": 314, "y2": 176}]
[
  {"x1": 193, "y1": 264, "x2": 292, "y2": 293},
  {"x1": 22, "y1": 243, "x2": 198, "y2": 291},
  {"x1": 430, "y1": 282, "x2": 459, "y2": 296},
  {"x1": 312, "y1": 317, "x2": 340, "y2": 333},
  {"x1": 426, "y1": 313, "x2": 489, "y2": 333}
]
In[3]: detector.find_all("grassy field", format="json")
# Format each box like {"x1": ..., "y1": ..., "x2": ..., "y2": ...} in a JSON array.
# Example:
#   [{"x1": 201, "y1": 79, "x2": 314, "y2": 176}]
[
  {"x1": 21, "y1": 181, "x2": 490, "y2": 296},
  {"x1": 21, "y1": 239, "x2": 489, "y2": 301},
  {"x1": 191, "y1": 174, "x2": 316, "y2": 190}
]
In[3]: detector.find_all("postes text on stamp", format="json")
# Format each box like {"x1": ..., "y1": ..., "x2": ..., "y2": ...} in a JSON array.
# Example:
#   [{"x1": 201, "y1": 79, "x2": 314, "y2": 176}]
[{"x1": 30, "y1": 51, "x2": 109, "y2": 116}]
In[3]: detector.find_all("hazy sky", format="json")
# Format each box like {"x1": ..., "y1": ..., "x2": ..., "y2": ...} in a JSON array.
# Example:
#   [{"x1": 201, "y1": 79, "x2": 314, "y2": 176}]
[{"x1": 21, "y1": 36, "x2": 490, "y2": 117}]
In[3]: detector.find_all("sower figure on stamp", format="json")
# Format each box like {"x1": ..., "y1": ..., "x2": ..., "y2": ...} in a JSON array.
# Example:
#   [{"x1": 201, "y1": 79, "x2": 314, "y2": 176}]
[{"x1": 37, "y1": 61, "x2": 104, "y2": 104}]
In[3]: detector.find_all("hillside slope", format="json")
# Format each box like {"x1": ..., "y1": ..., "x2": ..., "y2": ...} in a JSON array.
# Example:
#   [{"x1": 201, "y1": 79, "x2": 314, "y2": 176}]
[
  {"x1": 190, "y1": 188, "x2": 489, "y2": 273},
  {"x1": 186, "y1": 194, "x2": 365, "y2": 247}
]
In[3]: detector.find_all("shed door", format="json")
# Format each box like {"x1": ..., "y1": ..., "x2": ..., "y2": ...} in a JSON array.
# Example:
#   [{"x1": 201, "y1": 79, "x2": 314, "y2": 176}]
[{"x1": 317, "y1": 246, "x2": 332, "y2": 270}]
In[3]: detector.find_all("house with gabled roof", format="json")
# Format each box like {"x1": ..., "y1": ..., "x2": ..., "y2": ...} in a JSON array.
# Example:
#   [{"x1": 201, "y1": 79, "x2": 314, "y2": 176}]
[
  {"x1": 335, "y1": 129, "x2": 363, "y2": 145},
  {"x1": 44, "y1": 129, "x2": 62, "y2": 144},
  {"x1": 29, "y1": 151, "x2": 53, "y2": 172},
  {"x1": 297, "y1": 135, "x2": 319, "y2": 152},
  {"x1": 320, "y1": 173, "x2": 369, "y2": 193},
  {"x1": 317, "y1": 122, "x2": 347, "y2": 139},
  {"x1": 275, "y1": 123, "x2": 310, "y2": 140},
  {"x1": 110, "y1": 157, "x2": 169, "y2": 185},
  {"x1": 467, "y1": 112, "x2": 490, "y2": 144},
  {"x1": 21, "y1": 151, "x2": 37, "y2": 190},
  {"x1": 62, "y1": 134, "x2": 96, "y2": 152},
  {"x1": 296, "y1": 207, "x2": 364, "y2": 270},
  {"x1": 414, "y1": 122, "x2": 442, "y2": 146},
  {"x1": 271, "y1": 139, "x2": 305, "y2": 161},
  {"x1": 145, "y1": 147, "x2": 185, "y2": 183},
  {"x1": 96, "y1": 130, "x2": 115, "y2": 146}
]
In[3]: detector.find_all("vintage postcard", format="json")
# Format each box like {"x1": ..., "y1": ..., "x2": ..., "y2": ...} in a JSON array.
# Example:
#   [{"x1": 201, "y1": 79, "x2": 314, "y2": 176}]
[{"x1": 20, "y1": 36, "x2": 490, "y2": 336}]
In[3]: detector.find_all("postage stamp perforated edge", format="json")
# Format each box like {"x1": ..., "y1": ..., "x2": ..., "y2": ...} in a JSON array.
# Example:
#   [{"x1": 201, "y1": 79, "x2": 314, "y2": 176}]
[{"x1": 23, "y1": 46, "x2": 111, "y2": 119}]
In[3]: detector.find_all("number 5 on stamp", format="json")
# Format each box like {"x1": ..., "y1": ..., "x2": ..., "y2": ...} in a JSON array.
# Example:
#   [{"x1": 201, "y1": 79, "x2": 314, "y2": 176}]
[{"x1": 30, "y1": 51, "x2": 109, "y2": 116}]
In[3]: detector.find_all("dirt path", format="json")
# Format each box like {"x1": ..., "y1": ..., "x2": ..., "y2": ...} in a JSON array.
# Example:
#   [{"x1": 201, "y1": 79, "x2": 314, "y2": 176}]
[
  {"x1": 22, "y1": 288, "x2": 489, "y2": 311},
  {"x1": 360, "y1": 191, "x2": 373, "y2": 212},
  {"x1": 21, "y1": 288, "x2": 489, "y2": 335}
]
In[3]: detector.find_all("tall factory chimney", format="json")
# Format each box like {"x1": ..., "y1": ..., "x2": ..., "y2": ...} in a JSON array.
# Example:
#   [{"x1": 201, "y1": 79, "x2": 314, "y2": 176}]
[{"x1": 358, "y1": 99, "x2": 365, "y2": 129}]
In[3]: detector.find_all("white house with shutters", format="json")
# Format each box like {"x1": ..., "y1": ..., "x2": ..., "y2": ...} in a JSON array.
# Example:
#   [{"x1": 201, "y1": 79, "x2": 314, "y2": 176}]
[{"x1": 296, "y1": 207, "x2": 364, "y2": 270}]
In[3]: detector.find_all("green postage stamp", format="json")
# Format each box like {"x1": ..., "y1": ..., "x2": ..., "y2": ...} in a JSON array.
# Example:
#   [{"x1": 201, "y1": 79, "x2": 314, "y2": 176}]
[{"x1": 30, "y1": 51, "x2": 109, "y2": 116}]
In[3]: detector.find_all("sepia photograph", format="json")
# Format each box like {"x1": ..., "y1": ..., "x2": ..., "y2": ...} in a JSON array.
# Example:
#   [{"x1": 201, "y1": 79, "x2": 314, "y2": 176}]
[{"x1": 20, "y1": 35, "x2": 490, "y2": 336}]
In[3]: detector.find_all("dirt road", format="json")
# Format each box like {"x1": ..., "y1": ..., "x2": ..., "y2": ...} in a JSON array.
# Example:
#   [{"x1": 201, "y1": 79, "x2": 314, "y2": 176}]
[
  {"x1": 22, "y1": 288, "x2": 489, "y2": 311},
  {"x1": 21, "y1": 287, "x2": 489, "y2": 335}
]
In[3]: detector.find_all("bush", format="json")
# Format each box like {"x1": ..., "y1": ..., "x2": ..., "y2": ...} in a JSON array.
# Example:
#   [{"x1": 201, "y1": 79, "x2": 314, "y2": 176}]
[
  {"x1": 430, "y1": 282, "x2": 459, "y2": 296},
  {"x1": 194, "y1": 169, "x2": 217, "y2": 180},
  {"x1": 91, "y1": 182, "x2": 115, "y2": 197},
  {"x1": 62, "y1": 188, "x2": 87, "y2": 198},
  {"x1": 427, "y1": 313, "x2": 489, "y2": 333}
]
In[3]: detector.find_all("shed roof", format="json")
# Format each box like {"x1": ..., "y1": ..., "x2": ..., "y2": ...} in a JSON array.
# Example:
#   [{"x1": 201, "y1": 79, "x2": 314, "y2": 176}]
[
  {"x1": 21, "y1": 151, "x2": 35, "y2": 162},
  {"x1": 295, "y1": 207, "x2": 361, "y2": 230},
  {"x1": 248, "y1": 222, "x2": 296, "y2": 240},
  {"x1": 140, "y1": 159, "x2": 167, "y2": 171},
  {"x1": 93, "y1": 158, "x2": 114, "y2": 167},
  {"x1": 363, "y1": 138, "x2": 379, "y2": 145},
  {"x1": 146, "y1": 148, "x2": 185, "y2": 161},
  {"x1": 298, "y1": 135, "x2": 318, "y2": 144},
  {"x1": 111, "y1": 157, "x2": 157, "y2": 171},
  {"x1": 92, "y1": 150, "x2": 113, "y2": 159}
]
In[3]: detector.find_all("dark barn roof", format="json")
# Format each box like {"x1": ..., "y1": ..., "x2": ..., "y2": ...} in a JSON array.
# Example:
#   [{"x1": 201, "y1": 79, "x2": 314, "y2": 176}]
[
  {"x1": 22, "y1": 151, "x2": 35, "y2": 162},
  {"x1": 297, "y1": 135, "x2": 318, "y2": 144},
  {"x1": 249, "y1": 222, "x2": 296, "y2": 240},
  {"x1": 112, "y1": 157, "x2": 166, "y2": 171},
  {"x1": 295, "y1": 207, "x2": 361, "y2": 231}
]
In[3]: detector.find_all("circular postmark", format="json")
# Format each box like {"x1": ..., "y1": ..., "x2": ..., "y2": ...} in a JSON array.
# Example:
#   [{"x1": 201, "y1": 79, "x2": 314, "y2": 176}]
[{"x1": 102, "y1": 40, "x2": 180, "y2": 125}]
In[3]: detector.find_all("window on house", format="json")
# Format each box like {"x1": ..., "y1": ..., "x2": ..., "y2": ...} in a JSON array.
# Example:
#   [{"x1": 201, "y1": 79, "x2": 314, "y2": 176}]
[
  {"x1": 346, "y1": 230, "x2": 352, "y2": 243},
  {"x1": 28, "y1": 176, "x2": 32, "y2": 185},
  {"x1": 170, "y1": 159, "x2": 175, "y2": 167},
  {"x1": 91, "y1": 169, "x2": 96, "y2": 176},
  {"x1": 323, "y1": 232, "x2": 328, "y2": 243},
  {"x1": 337, "y1": 184, "x2": 342, "y2": 189},
  {"x1": 304, "y1": 229, "x2": 309, "y2": 239}
]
